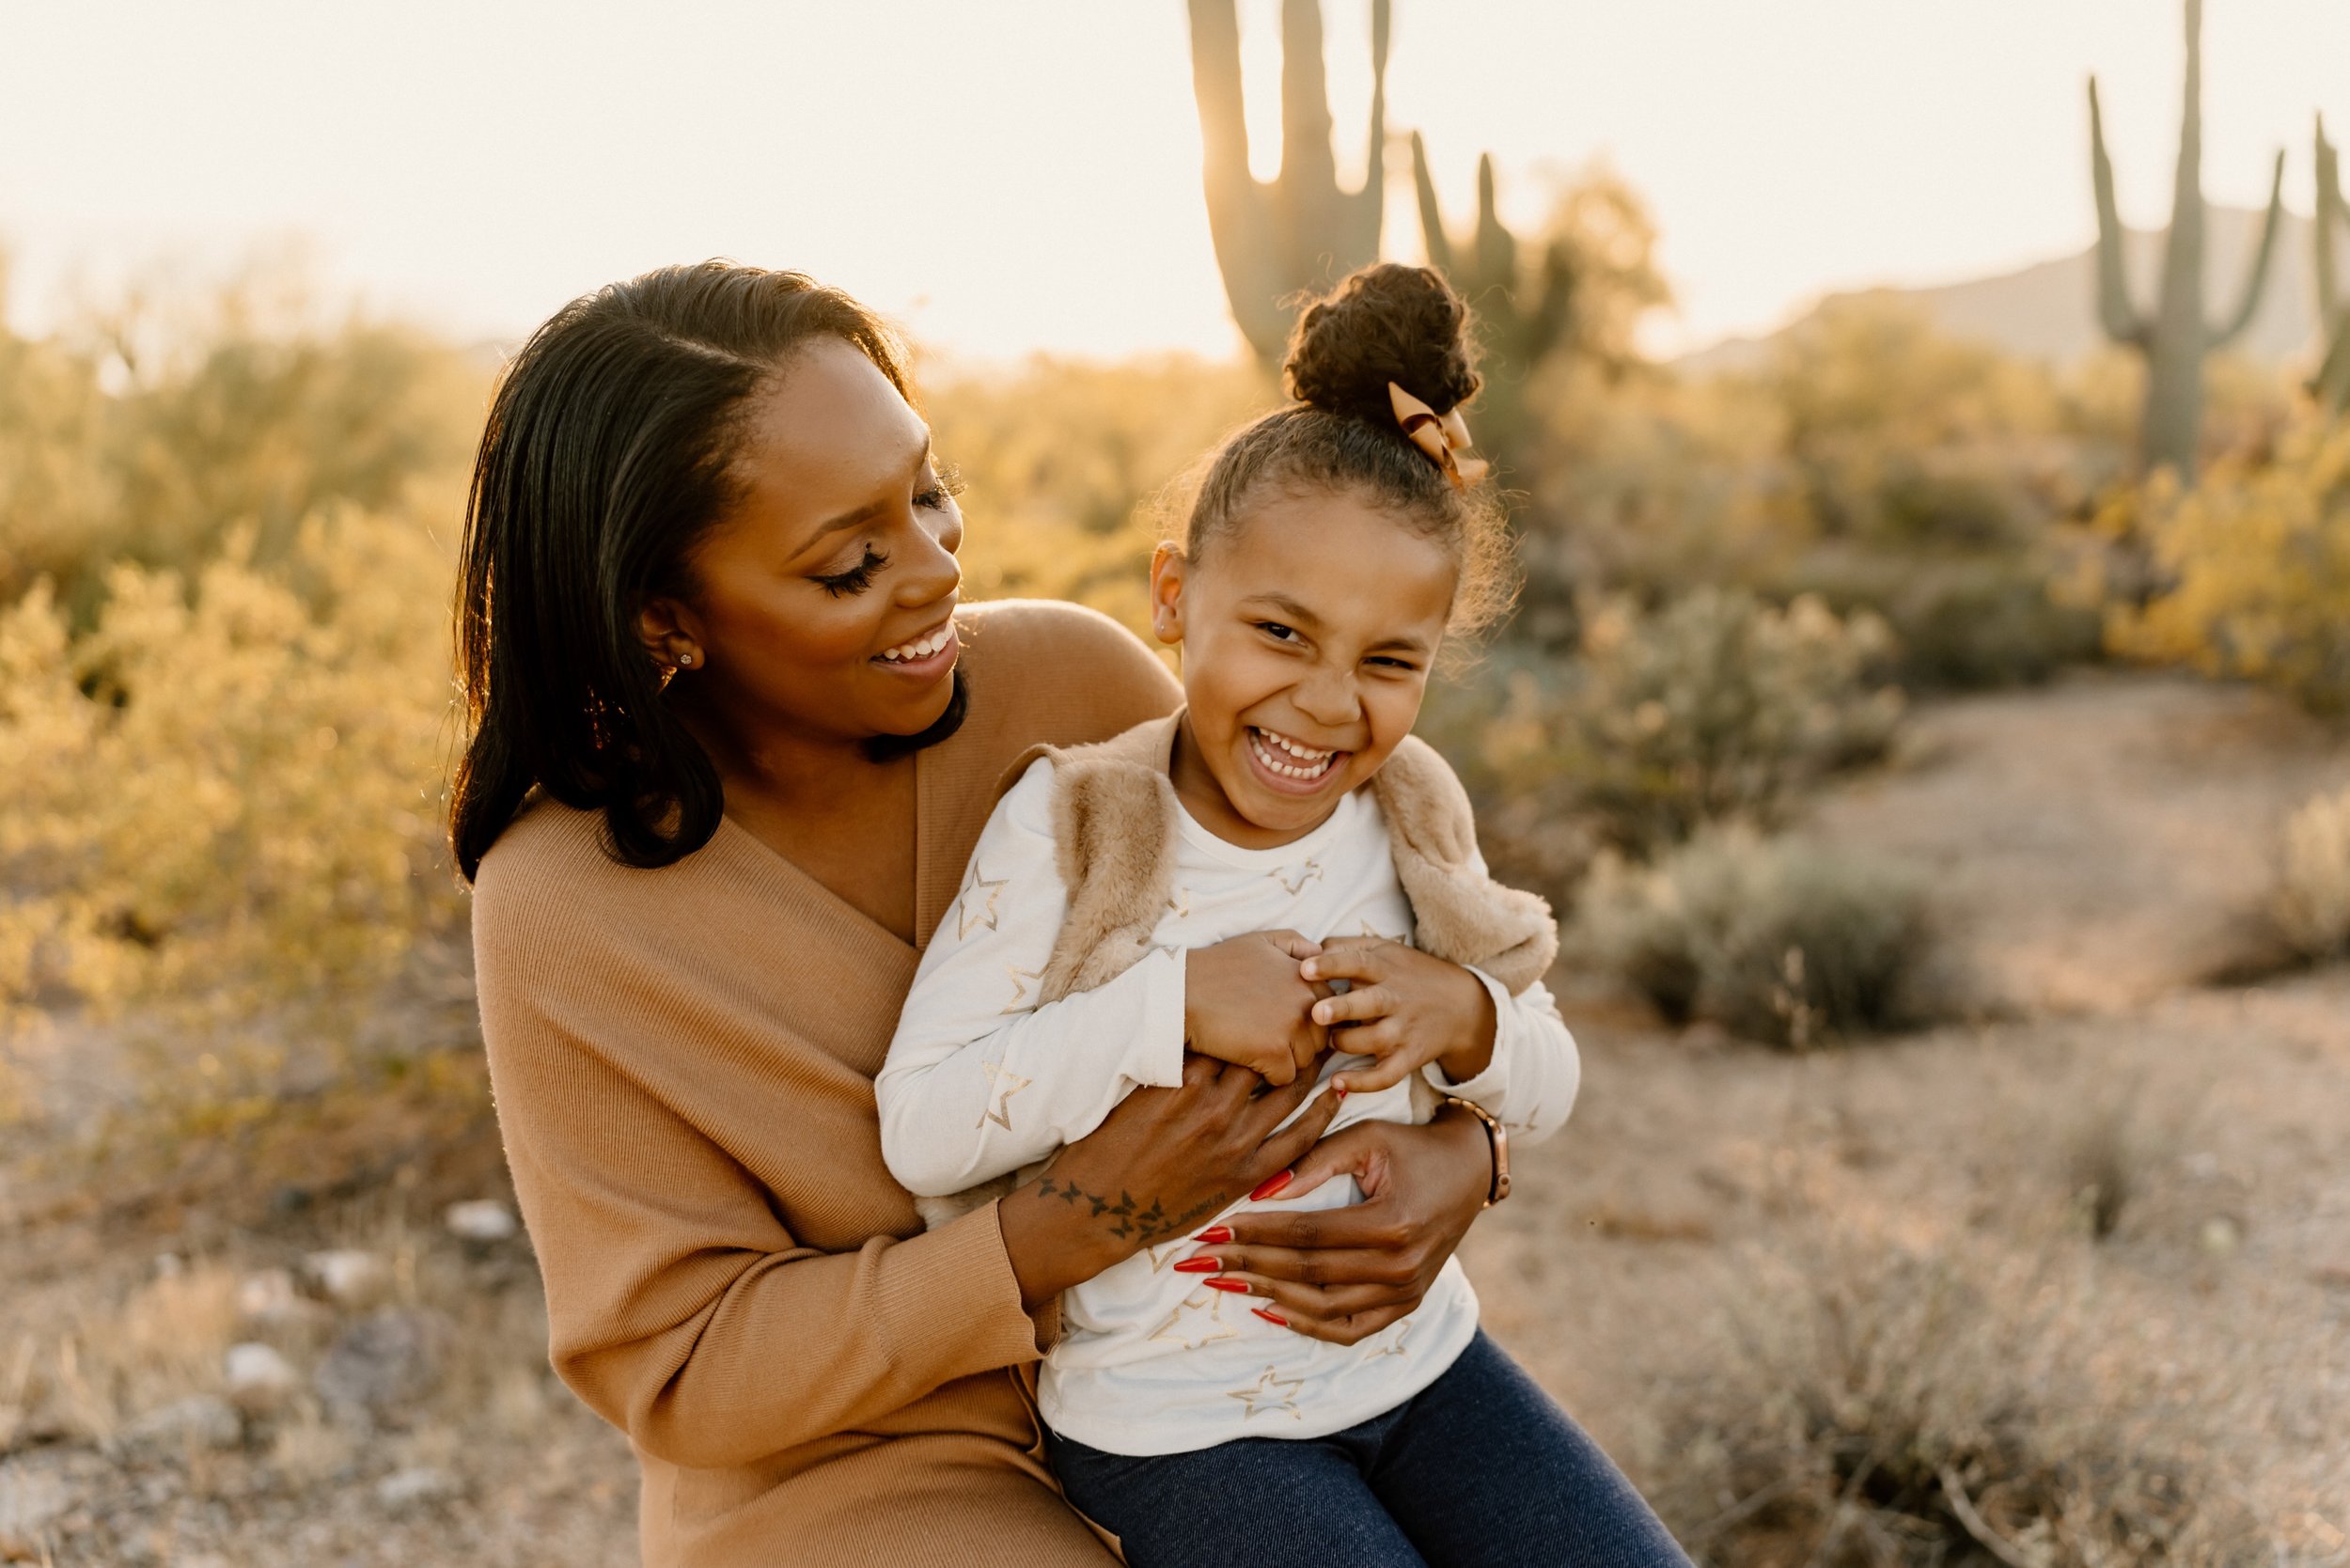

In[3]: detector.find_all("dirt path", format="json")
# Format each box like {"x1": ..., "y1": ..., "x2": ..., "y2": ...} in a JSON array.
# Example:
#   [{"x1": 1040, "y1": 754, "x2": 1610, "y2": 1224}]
[{"x1": 1805, "y1": 669, "x2": 2349, "y2": 1015}]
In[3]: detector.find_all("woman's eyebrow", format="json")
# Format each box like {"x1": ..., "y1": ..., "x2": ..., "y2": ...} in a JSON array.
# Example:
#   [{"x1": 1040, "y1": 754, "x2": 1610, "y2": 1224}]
[{"x1": 793, "y1": 437, "x2": 934, "y2": 551}]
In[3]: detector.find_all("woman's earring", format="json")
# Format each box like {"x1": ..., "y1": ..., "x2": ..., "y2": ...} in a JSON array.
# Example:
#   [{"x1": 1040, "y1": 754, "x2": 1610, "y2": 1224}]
[{"x1": 677, "y1": 652, "x2": 693, "y2": 666}]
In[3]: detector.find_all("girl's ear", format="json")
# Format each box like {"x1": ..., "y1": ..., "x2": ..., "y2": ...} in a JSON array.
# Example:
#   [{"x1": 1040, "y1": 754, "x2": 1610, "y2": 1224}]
[
  {"x1": 1147, "y1": 542, "x2": 1189, "y2": 647},
  {"x1": 636, "y1": 596, "x2": 707, "y2": 674}
]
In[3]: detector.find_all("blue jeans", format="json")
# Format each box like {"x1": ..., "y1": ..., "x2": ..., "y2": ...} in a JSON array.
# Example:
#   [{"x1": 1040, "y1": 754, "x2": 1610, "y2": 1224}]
[{"x1": 1045, "y1": 1330, "x2": 1691, "y2": 1568}]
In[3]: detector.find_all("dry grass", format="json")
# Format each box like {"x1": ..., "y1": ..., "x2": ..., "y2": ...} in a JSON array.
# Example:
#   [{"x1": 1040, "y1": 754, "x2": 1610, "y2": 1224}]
[{"x1": 1641, "y1": 1231, "x2": 2257, "y2": 1567}]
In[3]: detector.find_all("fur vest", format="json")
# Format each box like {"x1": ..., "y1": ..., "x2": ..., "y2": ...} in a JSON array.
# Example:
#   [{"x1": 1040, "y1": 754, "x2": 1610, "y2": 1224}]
[{"x1": 913, "y1": 712, "x2": 1558, "y2": 1231}]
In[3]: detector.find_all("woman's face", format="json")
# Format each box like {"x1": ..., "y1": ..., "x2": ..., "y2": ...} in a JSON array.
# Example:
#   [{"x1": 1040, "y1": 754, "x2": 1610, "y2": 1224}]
[{"x1": 644, "y1": 336, "x2": 965, "y2": 755}]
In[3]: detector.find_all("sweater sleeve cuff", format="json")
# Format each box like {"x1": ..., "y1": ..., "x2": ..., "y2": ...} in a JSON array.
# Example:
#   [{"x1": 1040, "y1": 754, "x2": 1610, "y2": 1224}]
[
  {"x1": 877, "y1": 1198, "x2": 1054, "y2": 1368},
  {"x1": 1118, "y1": 946, "x2": 1188, "y2": 1090},
  {"x1": 1421, "y1": 967, "x2": 1516, "y2": 1105}
]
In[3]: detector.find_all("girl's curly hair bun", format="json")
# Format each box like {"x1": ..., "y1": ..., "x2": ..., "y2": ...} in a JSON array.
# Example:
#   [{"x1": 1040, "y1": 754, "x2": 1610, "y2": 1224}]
[{"x1": 1282, "y1": 263, "x2": 1480, "y2": 422}]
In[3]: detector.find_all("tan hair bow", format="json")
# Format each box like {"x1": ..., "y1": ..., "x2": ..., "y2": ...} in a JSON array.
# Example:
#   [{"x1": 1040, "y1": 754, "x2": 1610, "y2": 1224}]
[{"x1": 1387, "y1": 382, "x2": 1490, "y2": 489}]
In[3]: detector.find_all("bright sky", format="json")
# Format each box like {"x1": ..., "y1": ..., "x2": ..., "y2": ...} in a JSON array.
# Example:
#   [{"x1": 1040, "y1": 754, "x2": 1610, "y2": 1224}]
[{"x1": 6, "y1": 1, "x2": 2350, "y2": 364}]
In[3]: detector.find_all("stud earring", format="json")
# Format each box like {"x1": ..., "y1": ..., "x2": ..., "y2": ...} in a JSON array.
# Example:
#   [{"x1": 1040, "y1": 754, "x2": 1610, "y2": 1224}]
[{"x1": 678, "y1": 652, "x2": 693, "y2": 666}]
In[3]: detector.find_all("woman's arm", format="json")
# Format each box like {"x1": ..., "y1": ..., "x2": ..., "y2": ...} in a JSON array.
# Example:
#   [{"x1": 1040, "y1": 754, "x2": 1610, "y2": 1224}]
[{"x1": 486, "y1": 1014, "x2": 1060, "y2": 1471}]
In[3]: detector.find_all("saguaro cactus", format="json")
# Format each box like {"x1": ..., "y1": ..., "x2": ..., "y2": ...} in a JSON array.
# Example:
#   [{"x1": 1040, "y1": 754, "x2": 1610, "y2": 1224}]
[
  {"x1": 1186, "y1": 0, "x2": 1389, "y2": 364},
  {"x1": 2311, "y1": 116, "x2": 2350, "y2": 413},
  {"x1": 1409, "y1": 133, "x2": 1575, "y2": 463},
  {"x1": 2088, "y1": 0, "x2": 2286, "y2": 479}
]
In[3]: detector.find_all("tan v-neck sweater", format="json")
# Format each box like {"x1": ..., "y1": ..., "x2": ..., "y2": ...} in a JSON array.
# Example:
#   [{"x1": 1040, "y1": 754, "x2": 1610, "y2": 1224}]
[{"x1": 471, "y1": 600, "x2": 1182, "y2": 1568}]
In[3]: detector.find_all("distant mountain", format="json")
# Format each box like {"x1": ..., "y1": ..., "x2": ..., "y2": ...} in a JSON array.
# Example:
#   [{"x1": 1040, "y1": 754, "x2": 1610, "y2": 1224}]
[{"x1": 1683, "y1": 206, "x2": 2327, "y2": 375}]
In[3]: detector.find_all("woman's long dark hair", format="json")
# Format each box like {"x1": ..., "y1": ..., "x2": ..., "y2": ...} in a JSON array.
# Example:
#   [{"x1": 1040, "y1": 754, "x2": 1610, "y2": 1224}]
[{"x1": 450, "y1": 261, "x2": 912, "y2": 882}]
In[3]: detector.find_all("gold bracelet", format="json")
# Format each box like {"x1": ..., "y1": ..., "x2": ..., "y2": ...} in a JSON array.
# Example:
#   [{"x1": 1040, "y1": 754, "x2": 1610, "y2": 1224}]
[{"x1": 1440, "y1": 1096, "x2": 1510, "y2": 1208}]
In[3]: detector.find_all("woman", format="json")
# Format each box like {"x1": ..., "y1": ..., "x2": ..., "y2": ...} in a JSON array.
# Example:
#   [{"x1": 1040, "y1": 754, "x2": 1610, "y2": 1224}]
[{"x1": 453, "y1": 262, "x2": 1510, "y2": 1567}]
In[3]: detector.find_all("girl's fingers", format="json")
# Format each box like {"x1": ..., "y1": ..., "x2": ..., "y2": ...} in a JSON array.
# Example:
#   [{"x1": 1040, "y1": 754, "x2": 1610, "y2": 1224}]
[
  {"x1": 1309, "y1": 985, "x2": 1394, "y2": 1027},
  {"x1": 1299, "y1": 946, "x2": 1385, "y2": 986},
  {"x1": 1263, "y1": 928, "x2": 1325, "y2": 962},
  {"x1": 1325, "y1": 1033, "x2": 1417, "y2": 1094}
]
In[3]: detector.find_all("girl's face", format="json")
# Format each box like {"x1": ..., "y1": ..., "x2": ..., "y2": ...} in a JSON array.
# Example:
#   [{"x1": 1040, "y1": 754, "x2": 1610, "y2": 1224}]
[
  {"x1": 639, "y1": 337, "x2": 966, "y2": 757},
  {"x1": 1151, "y1": 488, "x2": 1457, "y2": 849}
]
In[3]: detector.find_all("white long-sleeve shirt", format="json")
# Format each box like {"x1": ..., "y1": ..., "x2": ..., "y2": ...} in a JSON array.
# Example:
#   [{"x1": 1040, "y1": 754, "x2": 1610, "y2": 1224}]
[{"x1": 876, "y1": 757, "x2": 1579, "y2": 1456}]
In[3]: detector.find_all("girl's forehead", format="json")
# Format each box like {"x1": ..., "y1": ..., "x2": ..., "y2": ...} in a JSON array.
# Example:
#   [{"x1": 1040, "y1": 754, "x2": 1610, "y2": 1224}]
[{"x1": 1208, "y1": 492, "x2": 1457, "y2": 631}]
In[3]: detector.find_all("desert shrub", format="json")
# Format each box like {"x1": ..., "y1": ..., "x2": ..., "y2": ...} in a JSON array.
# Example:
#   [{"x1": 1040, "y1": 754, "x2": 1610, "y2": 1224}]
[
  {"x1": 2274, "y1": 785, "x2": 2350, "y2": 962},
  {"x1": 2110, "y1": 419, "x2": 2350, "y2": 716},
  {"x1": 1572, "y1": 825, "x2": 1930, "y2": 1046},
  {"x1": 1644, "y1": 1233, "x2": 2258, "y2": 1566},
  {"x1": 1786, "y1": 548, "x2": 2106, "y2": 692},
  {"x1": 0, "y1": 510, "x2": 463, "y2": 1043},
  {"x1": 0, "y1": 268, "x2": 483, "y2": 619},
  {"x1": 1435, "y1": 588, "x2": 1903, "y2": 867},
  {"x1": 926, "y1": 353, "x2": 1269, "y2": 638}
]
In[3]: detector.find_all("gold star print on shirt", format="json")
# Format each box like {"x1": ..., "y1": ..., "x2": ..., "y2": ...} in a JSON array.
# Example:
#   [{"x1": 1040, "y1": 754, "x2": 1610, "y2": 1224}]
[
  {"x1": 1359, "y1": 1316, "x2": 1413, "y2": 1361},
  {"x1": 1227, "y1": 1365, "x2": 1305, "y2": 1420},
  {"x1": 1148, "y1": 1290, "x2": 1242, "y2": 1351},
  {"x1": 1273, "y1": 857, "x2": 1324, "y2": 896},
  {"x1": 977, "y1": 1058, "x2": 1031, "y2": 1132},
  {"x1": 1000, "y1": 964, "x2": 1042, "y2": 1014},
  {"x1": 954, "y1": 861, "x2": 1009, "y2": 940}
]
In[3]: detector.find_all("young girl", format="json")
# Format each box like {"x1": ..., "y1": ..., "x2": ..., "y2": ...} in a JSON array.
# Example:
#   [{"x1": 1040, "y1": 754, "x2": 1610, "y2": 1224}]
[{"x1": 876, "y1": 265, "x2": 1689, "y2": 1567}]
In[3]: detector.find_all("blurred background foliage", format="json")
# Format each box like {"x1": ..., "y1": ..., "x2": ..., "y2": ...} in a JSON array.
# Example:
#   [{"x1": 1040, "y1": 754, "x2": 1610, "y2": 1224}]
[{"x1": 2, "y1": 159, "x2": 2346, "y2": 1103}]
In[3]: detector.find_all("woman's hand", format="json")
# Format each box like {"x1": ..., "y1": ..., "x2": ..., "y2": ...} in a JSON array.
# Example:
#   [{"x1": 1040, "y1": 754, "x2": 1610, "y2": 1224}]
[
  {"x1": 1301, "y1": 936, "x2": 1498, "y2": 1092},
  {"x1": 1179, "y1": 1106, "x2": 1493, "y2": 1344},
  {"x1": 998, "y1": 1051, "x2": 1340, "y2": 1312},
  {"x1": 1183, "y1": 929, "x2": 1332, "y2": 1087}
]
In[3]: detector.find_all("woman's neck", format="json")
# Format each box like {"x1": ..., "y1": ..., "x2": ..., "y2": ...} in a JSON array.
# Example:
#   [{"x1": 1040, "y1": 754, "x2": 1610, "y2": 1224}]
[{"x1": 680, "y1": 704, "x2": 924, "y2": 939}]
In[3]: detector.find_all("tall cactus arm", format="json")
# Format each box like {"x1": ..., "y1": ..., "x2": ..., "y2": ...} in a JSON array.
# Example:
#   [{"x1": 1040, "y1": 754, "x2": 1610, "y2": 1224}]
[
  {"x1": 2210, "y1": 148, "x2": 2286, "y2": 348},
  {"x1": 1186, "y1": 0, "x2": 1287, "y2": 360},
  {"x1": 2318, "y1": 116, "x2": 2344, "y2": 326},
  {"x1": 2089, "y1": 77, "x2": 2150, "y2": 347},
  {"x1": 1410, "y1": 131, "x2": 1455, "y2": 275},
  {"x1": 1470, "y1": 154, "x2": 1518, "y2": 302},
  {"x1": 1337, "y1": 0, "x2": 1390, "y2": 266},
  {"x1": 1277, "y1": 0, "x2": 1339, "y2": 197},
  {"x1": 1524, "y1": 241, "x2": 1576, "y2": 365}
]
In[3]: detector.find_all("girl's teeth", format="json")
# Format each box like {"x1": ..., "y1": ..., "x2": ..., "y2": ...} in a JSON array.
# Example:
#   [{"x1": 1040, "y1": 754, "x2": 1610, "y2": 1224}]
[{"x1": 1249, "y1": 729, "x2": 1337, "y2": 780}]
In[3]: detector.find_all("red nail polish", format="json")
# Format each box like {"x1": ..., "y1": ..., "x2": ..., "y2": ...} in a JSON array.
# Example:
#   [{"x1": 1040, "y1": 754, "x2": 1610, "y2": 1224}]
[
  {"x1": 1203, "y1": 1278, "x2": 1250, "y2": 1294},
  {"x1": 1173, "y1": 1257, "x2": 1221, "y2": 1274},
  {"x1": 1248, "y1": 1169, "x2": 1293, "y2": 1201},
  {"x1": 1334, "y1": 1082, "x2": 1350, "y2": 1099},
  {"x1": 1192, "y1": 1226, "x2": 1233, "y2": 1246},
  {"x1": 1252, "y1": 1307, "x2": 1289, "y2": 1326}
]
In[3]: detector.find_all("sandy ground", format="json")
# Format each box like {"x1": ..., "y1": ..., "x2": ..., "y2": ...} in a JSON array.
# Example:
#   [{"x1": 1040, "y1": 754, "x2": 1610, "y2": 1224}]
[{"x1": 2, "y1": 671, "x2": 2345, "y2": 1564}]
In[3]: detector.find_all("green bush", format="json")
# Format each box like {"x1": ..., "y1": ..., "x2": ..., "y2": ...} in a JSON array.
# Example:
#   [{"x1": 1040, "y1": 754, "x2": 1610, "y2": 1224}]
[
  {"x1": 2274, "y1": 785, "x2": 2350, "y2": 963},
  {"x1": 1572, "y1": 825, "x2": 1931, "y2": 1046},
  {"x1": 1786, "y1": 547, "x2": 2106, "y2": 691},
  {"x1": 1433, "y1": 588, "x2": 1903, "y2": 868}
]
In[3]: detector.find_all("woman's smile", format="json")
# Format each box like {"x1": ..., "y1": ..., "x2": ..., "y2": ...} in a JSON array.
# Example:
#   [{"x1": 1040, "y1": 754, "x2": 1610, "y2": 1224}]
[{"x1": 873, "y1": 612, "x2": 961, "y2": 681}]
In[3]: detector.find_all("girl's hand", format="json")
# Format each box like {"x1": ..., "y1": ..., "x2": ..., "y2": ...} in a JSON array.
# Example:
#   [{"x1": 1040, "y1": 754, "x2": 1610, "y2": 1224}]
[
  {"x1": 997, "y1": 1050, "x2": 1339, "y2": 1311},
  {"x1": 1179, "y1": 1107, "x2": 1494, "y2": 1344},
  {"x1": 1182, "y1": 929, "x2": 1332, "y2": 1088},
  {"x1": 1301, "y1": 935, "x2": 1497, "y2": 1093}
]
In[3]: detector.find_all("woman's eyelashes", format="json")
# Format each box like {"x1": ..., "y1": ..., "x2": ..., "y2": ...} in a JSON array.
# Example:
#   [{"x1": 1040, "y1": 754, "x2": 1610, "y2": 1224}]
[
  {"x1": 914, "y1": 463, "x2": 965, "y2": 511},
  {"x1": 813, "y1": 546, "x2": 889, "y2": 597}
]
